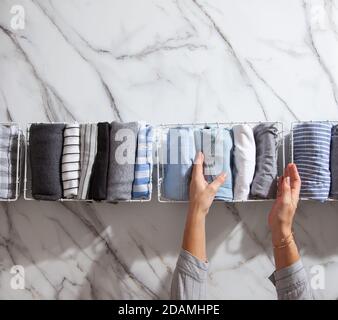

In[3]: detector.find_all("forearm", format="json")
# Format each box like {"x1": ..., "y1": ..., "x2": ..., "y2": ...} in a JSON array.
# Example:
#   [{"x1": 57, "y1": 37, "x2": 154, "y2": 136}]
[
  {"x1": 272, "y1": 229, "x2": 300, "y2": 270},
  {"x1": 182, "y1": 206, "x2": 207, "y2": 262},
  {"x1": 271, "y1": 230, "x2": 313, "y2": 300}
]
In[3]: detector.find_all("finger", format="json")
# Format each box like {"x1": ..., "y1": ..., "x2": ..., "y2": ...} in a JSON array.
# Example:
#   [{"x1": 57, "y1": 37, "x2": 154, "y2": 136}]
[
  {"x1": 208, "y1": 172, "x2": 226, "y2": 194},
  {"x1": 277, "y1": 176, "x2": 283, "y2": 198},
  {"x1": 284, "y1": 163, "x2": 290, "y2": 178},
  {"x1": 282, "y1": 175, "x2": 291, "y2": 199},
  {"x1": 192, "y1": 152, "x2": 204, "y2": 180},
  {"x1": 288, "y1": 163, "x2": 301, "y2": 199}
]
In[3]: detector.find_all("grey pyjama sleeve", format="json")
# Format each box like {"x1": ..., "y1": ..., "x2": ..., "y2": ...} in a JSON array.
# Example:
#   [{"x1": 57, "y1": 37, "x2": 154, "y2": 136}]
[
  {"x1": 170, "y1": 249, "x2": 208, "y2": 300},
  {"x1": 171, "y1": 249, "x2": 313, "y2": 300}
]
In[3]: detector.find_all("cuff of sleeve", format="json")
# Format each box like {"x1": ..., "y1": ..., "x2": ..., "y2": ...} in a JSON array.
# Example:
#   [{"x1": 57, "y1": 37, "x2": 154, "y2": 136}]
[
  {"x1": 176, "y1": 249, "x2": 209, "y2": 282},
  {"x1": 269, "y1": 259, "x2": 307, "y2": 290}
]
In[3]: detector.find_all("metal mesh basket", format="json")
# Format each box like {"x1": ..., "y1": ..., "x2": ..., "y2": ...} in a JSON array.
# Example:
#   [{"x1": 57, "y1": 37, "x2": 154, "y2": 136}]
[
  {"x1": 0, "y1": 123, "x2": 21, "y2": 201},
  {"x1": 24, "y1": 123, "x2": 152, "y2": 202},
  {"x1": 156, "y1": 121, "x2": 285, "y2": 203},
  {"x1": 290, "y1": 120, "x2": 337, "y2": 202}
]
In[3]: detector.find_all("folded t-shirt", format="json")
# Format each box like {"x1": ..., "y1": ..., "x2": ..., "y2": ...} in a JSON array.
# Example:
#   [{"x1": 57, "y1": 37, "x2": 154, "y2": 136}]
[
  {"x1": 29, "y1": 123, "x2": 65, "y2": 200},
  {"x1": 293, "y1": 122, "x2": 332, "y2": 201}
]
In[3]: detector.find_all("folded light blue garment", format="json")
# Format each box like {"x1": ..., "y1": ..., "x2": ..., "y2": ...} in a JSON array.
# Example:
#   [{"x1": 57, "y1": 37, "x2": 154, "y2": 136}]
[
  {"x1": 162, "y1": 127, "x2": 196, "y2": 201},
  {"x1": 194, "y1": 127, "x2": 234, "y2": 201},
  {"x1": 293, "y1": 122, "x2": 332, "y2": 201},
  {"x1": 132, "y1": 124, "x2": 153, "y2": 199}
]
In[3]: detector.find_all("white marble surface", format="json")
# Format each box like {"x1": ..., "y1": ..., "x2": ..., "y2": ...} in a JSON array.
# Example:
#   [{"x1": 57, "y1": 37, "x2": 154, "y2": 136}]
[{"x1": 1, "y1": 0, "x2": 338, "y2": 299}]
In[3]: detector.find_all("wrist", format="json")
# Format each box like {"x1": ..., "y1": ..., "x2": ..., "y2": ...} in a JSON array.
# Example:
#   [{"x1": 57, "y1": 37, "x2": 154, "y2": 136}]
[
  {"x1": 188, "y1": 202, "x2": 208, "y2": 218},
  {"x1": 271, "y1": 227, "x2": 293, "y2": 246}
]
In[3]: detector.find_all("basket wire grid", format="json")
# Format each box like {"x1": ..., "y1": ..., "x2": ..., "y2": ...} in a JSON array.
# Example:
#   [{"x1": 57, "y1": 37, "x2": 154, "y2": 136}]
[
  {"x1": 156, "y1": 121, "x2": 285, "y2": 203},
  {"x1": 24, "y1": 122, "x2": 152, "y2": 202}
]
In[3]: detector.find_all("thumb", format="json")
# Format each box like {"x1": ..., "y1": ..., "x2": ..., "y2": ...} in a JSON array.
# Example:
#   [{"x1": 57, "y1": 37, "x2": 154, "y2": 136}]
[{"x1": 208, "y1": 172, "x2": 226, "y2": 194}]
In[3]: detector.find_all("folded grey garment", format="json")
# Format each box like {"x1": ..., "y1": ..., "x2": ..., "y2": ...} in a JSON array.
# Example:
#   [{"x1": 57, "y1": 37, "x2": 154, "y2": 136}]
[
  {"x1": 106, "y1": 121, "x2": 138, "y2": 201},
  {"x1": 250, "y1": 123, "x2": 278, "y2": 199},
  {"x1": 29, "y1": 123, "x2": 65, "y2": 200},
  {"x1": 0, "y1": 125, "x2": 18, "y2": 199}
]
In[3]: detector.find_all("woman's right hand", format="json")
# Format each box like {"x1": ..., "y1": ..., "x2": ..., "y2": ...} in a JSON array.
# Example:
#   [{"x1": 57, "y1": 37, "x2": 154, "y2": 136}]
[
  {"x1": 268, "y1": 163, "x2": 301, "y2": 245},
  {"x1": 189, "y1": 152, "x2": 226, "y2": 216}
]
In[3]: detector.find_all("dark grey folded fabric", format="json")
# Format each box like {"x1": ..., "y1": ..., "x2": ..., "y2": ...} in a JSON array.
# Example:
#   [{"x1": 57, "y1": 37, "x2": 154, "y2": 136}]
[
  {"x1": 330, "y1": 125, "x2": 338, "y2": 197},
  {"x1": 88, "y1": 122, "x2": 110, "y2": 201},
  {"x1": 106, "y1": 121, "x2": 138, "y2": 201},
  {"x1": 29, "y1": 123, "x2": 65, "y2": 200},
  {"x1": 250, "y1": 123, "x2": 278, "y2": 199}
]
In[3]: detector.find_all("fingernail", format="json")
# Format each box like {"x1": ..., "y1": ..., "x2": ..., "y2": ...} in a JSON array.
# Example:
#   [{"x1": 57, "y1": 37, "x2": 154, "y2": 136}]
[{"x1": 285, "y1": 177, "x2": 290, "y2": 185}]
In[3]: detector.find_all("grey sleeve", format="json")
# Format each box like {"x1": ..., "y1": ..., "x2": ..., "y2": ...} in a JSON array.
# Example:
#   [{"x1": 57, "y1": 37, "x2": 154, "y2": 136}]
[
  {"x1": 170, "y1": 249, "x2": 209, "y2": 300},
  {"x1": 269, "y1": 259, "x2": 314, "y2": 300}
]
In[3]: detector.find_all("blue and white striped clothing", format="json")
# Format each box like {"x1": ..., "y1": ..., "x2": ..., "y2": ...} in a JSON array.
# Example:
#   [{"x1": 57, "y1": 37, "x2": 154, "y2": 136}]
[
  {"x1": 132, "y1": 125, "x2": 153, "y2": 199},
  {"x1": 293, "y1": 122, "x2": 332, "y2": 201}
]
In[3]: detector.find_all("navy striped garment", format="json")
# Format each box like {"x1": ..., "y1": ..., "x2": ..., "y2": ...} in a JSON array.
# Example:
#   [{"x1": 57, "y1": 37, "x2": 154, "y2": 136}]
[
  {"x1": 293, "y1": 122, "x2": 332, "y2": 201},
  {"x1": 132, "y1": 124, "x2": 153, "y2": 199}
]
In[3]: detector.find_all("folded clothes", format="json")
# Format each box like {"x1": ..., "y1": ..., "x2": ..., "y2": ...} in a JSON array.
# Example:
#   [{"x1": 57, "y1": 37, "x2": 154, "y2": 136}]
[
  {"x1": 88, "y1": 122, "x2": 110, "y2": 201},
  {"x1": 195, "y1": 127, "x2": 234, "y2": 201},
  {"x1": 233, "y1": 124, "x2": 256, "y2": 201},
  {"x1": 132, "y1": 124, "x2": 154, "y2": 199},
  {"x1": 29, "y1": 123, "x2": 65, "y2": 200},
  {"x1": 61, "y1": 124, "x2": 80, "y2": 199},
  {"x1": 250, "y1": 123, "x2": 278, "y2": 199},
  {"x1": 107, "y1": 121, "x2": 139, "y2": 201},
  {"x1": 293, "y1": 122, "x2": 332, "y2": 201},
  {"x1": 0, "y1": 125, "x2": 18, "y2": 199},
  {"x1": 162, "y1": 127, "x2": 196, "y2": 201},
  {"x1": 78, "y1": 124, "x2": 97, "y2": 199},
  {"x1": 331, "y1": 125, "x2": 338, "y2": 198}
]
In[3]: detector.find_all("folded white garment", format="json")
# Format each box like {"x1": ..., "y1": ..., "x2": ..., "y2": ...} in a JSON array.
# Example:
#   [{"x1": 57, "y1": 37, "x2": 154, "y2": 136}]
[{"x1": 233, "y1": 124, "x2": 256, "y2": 200}]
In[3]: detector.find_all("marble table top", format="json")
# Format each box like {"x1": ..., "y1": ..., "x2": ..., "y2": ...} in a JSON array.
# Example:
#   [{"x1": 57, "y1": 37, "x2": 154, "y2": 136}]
[{"x1": 1, "y1": 0, "x2": 338, "y2": 299}]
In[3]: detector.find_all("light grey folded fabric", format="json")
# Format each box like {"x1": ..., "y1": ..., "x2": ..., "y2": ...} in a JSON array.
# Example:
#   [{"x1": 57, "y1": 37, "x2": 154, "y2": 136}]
[
  {"x1": 106, "y1": 121, "x2": 138, "y2": 201},
  {"x1": 250, "y1": 123, "x2": 278, "y2": 199},
  {"x1": 0, "y1": 125, "x2": 18, "y2": 199},
  {"x1": 78, "y1": 124, "x2": 97, "y2": 199}
]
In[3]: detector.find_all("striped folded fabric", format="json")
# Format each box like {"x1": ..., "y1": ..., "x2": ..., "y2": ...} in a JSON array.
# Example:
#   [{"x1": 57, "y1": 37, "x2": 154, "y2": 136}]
[
  {"x1": 0, "y1": 125, "x2": 18, "y2": 199},
  {"x1": 132, "y1": 124, "x2": 154, "y2": 199},
  {"x1": 330, "y1": 125, "x2": 338, "y2": 197},
  {"x1": 293, "y1": 122, "x2": 332, "y2": 201},
  {"x1": 62, "y1": 124, "x2": 80, "y2": 198},
  {"x1": 78, "y1": 124, "x2": 97, "y2": 199}
]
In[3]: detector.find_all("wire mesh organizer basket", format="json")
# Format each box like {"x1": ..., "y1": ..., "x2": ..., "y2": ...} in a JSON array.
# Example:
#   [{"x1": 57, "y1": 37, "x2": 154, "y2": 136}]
[
  {"x1": 290, "y1": 120, "x2": 337, "y2": 202},
  {"x1": 0, "y1": 123, "x2": 21, "y2": 201},
  {"x1": 24, "y1": 123, "x2": 152, "y2": 202},
  {"x1": 156, "y1": 121, "x2": 285, "y2": 203}
]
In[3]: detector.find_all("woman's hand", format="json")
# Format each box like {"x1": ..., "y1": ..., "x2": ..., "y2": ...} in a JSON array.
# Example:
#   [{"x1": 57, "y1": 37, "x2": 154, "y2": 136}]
[
  {"x1": 268, "y1": 163, "x2": 301, "y2": 245},
  {"x1": 189, "y1": 152, "x2": 226, "y2": 216},
  {"x1": 182, "y1": 152, "x2": 226, "y2": 261}
]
